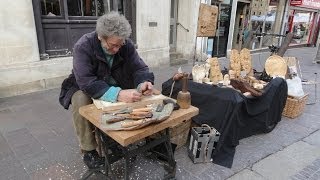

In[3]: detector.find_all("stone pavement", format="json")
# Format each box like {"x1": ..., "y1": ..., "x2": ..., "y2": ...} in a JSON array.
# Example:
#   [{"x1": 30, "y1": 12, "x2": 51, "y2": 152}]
[{"x1": 0, "y1": 47, "x2": 320, "y2": 180}]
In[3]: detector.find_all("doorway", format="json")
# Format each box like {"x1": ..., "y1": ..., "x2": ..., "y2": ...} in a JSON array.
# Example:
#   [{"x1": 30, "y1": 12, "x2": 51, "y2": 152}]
[
  {"x1": 207, "y1": 4, "x2": 231, "y2": 57},
  {"x1": 169, "y1": 0, "x2": 178, "y2": 52},
  {"x1": 232, "y1": 1, "x2": 250, "y2": 50}
]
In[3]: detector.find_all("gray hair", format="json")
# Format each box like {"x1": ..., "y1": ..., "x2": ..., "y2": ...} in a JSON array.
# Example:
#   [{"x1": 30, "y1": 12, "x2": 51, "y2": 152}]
[{"x1": 96, "y1": 11, "x2": 132, "y2": 39}]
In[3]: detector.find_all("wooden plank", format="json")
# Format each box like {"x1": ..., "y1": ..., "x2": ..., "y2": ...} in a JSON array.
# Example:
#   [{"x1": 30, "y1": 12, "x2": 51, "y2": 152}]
[
  {"x1": 93, "y1": 94, "x2": 168, "y2": 112},
  {"x1": 79, "y1": 104, "x2": 199, "y2": 147}
]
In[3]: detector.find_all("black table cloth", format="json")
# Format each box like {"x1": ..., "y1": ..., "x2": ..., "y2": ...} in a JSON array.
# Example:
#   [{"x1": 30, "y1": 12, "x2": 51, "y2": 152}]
[{"x1": 162, "y1": 77, "x2": 288, "y2": 167}]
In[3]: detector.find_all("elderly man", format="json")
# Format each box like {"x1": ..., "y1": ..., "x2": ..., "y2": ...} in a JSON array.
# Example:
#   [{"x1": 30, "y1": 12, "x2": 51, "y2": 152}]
[{"x1": 59, "y1": 11, "x2": 154, "y2": 169}]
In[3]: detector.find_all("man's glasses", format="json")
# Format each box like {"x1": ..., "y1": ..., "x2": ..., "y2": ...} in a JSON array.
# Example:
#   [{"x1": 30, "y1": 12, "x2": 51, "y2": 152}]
[{"x1": 103, "y1": 38, "x2": 125, "y2": 49}]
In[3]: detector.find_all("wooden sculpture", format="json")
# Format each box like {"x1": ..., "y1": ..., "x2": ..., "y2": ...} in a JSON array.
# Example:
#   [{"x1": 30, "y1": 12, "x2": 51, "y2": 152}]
[
  {"x1": 192, "y1": 64, "x2": 206, "y2": 83},
  {"x1": 223, "y1": 74, "x2": 230, "y2": 86},
  {"x1": 265, "y1": 55, "x2": 287, "y2": 78},
  {"x1": 207, "y1": 57, "x2": 223, "y2": 83},
  {"x1": 240, "y1": 48, "x2": 253, "y2": 76},
  {"x1": 229, "y1": 49, "x2": 241, "y2": 78}
]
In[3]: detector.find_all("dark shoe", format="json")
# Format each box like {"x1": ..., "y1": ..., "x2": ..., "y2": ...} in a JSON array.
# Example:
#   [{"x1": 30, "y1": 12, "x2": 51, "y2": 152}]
[{"x1": 83, "y1": 150, "x2": 105, "y2": 169}]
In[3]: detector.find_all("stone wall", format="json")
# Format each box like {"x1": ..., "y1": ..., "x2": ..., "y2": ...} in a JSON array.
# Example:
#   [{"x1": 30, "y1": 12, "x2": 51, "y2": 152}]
[
  {"x1": 0, "y1": 0, "x2": 200, "y2": 98},
  {"x1": 0, "y1": 0, "x2": 39, "y2": 66},
  {"x1": 136, "y1": 0, "x2": 171, "y2": 67}
]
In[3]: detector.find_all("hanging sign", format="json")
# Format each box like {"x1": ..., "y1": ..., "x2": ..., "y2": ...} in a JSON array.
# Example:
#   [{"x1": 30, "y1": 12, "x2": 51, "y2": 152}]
[{"x1": 197, "y1": 4, "x2": 218, "y2": 37}]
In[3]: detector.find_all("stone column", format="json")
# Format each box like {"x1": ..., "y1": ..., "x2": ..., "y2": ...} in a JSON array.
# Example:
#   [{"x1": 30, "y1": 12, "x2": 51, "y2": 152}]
[{"x1": 0, "y1": 0, "x2": 40, "y2": 66}]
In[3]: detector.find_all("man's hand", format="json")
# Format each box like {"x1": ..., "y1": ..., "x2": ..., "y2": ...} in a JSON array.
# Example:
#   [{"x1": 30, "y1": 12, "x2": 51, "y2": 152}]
[
  {"x1": 138, "y1": 82, "x2": 153, "y2": 96},
  {"x1": 117, "y1": 89, "x2": 142, "y2": 103}
]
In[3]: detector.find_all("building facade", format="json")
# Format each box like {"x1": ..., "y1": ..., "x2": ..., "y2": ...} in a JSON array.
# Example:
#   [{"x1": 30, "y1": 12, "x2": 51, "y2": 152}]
[
  {"x1": 0, "y1": 0, "x2": 319, "y2": 98},
  {"x1": 0, "y1": 0, "x2": 202, "y2": 98},
  {"x1": 207, "y1": 0, "x2": 319, "y2": 58}
]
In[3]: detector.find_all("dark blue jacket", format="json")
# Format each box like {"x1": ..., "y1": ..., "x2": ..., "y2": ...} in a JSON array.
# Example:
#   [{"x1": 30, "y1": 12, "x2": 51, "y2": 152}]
[{"x1": 59, "y1": 31, "x2": 154, "y2": 109}]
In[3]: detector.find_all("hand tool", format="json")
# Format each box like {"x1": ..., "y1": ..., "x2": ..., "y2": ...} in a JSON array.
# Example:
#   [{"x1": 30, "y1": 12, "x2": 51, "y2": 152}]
[{"x1": 121, "y1": 118, "x2": 155, "y2": 128}]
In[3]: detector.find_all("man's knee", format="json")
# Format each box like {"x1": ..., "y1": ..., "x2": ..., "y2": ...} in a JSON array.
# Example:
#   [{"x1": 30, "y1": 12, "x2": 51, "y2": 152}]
[{"x1": 71, "y1": 90, "x2": 92, "y2": 108}]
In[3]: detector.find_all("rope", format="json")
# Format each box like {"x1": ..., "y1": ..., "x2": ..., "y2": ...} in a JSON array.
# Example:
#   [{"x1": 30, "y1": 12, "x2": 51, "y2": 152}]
[{"x1": 201, "y1": 124, "x2": 215, "y2": 162}]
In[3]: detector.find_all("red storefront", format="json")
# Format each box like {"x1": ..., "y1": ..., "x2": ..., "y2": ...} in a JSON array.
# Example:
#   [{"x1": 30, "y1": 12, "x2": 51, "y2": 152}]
[{"x1": 288, "y1": 0, "x2": 320, "y2": 46}]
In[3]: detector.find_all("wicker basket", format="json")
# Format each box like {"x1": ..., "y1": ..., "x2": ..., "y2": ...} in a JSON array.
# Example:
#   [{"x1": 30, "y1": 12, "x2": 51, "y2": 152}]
[
  {"x1": 282, "y1": 94, "x2": 308, "y2": 119},
  {"x1": 149, "y1": 118, "x2": 192, "y2": 149},
  {"x1": 169, "y1": 118, "x2": 192, "y2": 149}
]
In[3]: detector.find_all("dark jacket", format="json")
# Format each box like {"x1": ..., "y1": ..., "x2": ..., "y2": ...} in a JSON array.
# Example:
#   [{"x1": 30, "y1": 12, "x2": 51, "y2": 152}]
[{"x1": 59, "y1": 31, "x2": 154, "y2": 109}]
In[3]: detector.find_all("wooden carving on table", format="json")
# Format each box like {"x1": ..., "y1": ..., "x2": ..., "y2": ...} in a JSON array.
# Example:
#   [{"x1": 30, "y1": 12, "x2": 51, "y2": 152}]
[
  {"x1": 230, "y1": 79, "x2": 262, "y2": 97},
  {"x1": 197, "y1": 4, "x2": 218, "y2": 37},
  {"x1": 240, "y1": 48, "x2": 253, "y2": 76},
  {"x1": 207, "y1": 57, "x2": 223, "y2": 84},
  {"x1": 223, "y1": 74, "x2": 230, "y2": 86},
  {"x1": 192, "y1": 64, "x2": 206, "y2": 83},
  {"x1": 229, "y1": 49, "x2": 241, "y2": 78}
]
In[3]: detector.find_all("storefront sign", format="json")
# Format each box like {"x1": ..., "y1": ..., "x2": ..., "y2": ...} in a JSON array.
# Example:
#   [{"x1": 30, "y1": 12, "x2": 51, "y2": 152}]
[
  {"x1": 269, "y1": 0, "x2": 279, "y2": 6},
  {"x1": 291, "y1": 0, "x2": 320, "y2": 9},
  {"x1": 301, "y1": 0, "x2": 320, "y2": 9},
  {"x1": 290, "y1": 0, "x2": 303, "y2": 5},
  {"x1": 290, "y1": 0, "x2": 302, "y2": 6}
]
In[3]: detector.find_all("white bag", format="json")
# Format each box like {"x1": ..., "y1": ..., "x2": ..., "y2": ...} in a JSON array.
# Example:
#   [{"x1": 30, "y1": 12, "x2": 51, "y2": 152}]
[{"x1": 286, "y1": 76, "x2": 304, "y2": 97}]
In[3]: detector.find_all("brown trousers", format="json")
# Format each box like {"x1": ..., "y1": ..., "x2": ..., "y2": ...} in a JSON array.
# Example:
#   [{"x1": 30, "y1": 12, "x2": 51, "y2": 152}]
[{"x1": 71, "y1": 90, "x2": 97, "y2": 151}]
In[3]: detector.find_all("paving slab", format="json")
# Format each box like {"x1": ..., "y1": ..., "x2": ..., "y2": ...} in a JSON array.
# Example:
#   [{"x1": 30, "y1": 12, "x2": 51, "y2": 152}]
[
  {"x1": 201, "y1": 164, "x2": 234, "y2": 180},
  {"x1": 31, "y1": 163, "x2": 74, "y2": 180},
  {"x1": 231, "y1": 134, "x2": 283, "y2": 172},
  {"x1": 0, "y1": 154, "x2": 30, "y2": 180},
  {"x1": 175, "y1": 166, "x2": 201, "y2": 180},
  {"x1": 291, "y1": 158, "x2": 320, "y2": 180},
  {"x1": 303, "y1": 130, "x2": 320, "y2": 147},
  {"x1": 256, "y1": 119, "x2": 315, "y2": 148},
  {"x1": 4, "y1": 128, "x2": 46, "y2": 161},
  {"x1": 294, "y1": 113, "x2": 320, "y2": 130},
  {"x1": 175, "y1": 152, "x2": 212, "y2": 177},
  {"x1": 252, "y1": 141, "x2": 320, "y2": 179},
  {"x1": 227, "y1": 168, "x2": 266, "y2": 180}
]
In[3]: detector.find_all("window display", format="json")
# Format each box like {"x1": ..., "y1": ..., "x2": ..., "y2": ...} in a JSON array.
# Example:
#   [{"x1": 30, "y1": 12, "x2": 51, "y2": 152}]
[
  {"x1": 249, "y1": 5, "x2": 278, "y2": 49},
  {"x1": 288, "y1": 0, "x2": 320, "y2": 46},
  {"x1": 289, "y1": 11, "x2": 314, "y2": 44}
]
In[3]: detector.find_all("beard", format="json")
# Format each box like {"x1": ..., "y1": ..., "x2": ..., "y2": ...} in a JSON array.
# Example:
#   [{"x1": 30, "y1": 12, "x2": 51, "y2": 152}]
[
  {"x1": 101, "y1": 43, "x2": 116, "y2": 55},
  {"x1": 106, "y1": 49, "x2": 116, "y2": 55}
]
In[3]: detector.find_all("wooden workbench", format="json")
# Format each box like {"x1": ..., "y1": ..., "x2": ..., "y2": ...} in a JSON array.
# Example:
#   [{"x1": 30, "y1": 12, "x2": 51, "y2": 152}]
[
  {"x1": 79, "y1": 102, "x2": 199, "y2": 179},
  {"x1": 79, "y1": 104, "x2": 199, "y2": 147}
]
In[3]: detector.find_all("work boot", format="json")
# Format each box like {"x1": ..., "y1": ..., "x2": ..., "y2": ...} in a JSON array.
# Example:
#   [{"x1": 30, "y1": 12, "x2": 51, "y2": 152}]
[{"x1": 83, "y1": 150, "x2": 105, "y2": 169}]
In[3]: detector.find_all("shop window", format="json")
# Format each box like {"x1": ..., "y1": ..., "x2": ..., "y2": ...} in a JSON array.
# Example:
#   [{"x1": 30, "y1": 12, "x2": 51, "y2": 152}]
[
  {"x1": 213, "y1": 0, "x2": 230, "y2": 4},
  {"x1": 207, "y1": 4, "x2": 231, "y2": 57},
  {"x1": 41, "y1": 0, "x2": 61, "y2": 16},
  {"x1": 67, "y1": 0, "x2": 108, "y2": 16},
  {"x1": 33, "y1": 0, "x2": 134, "y2": 59},
  {"x1": 291, "y1": 12, "x2": 314, "y2": 45}
]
